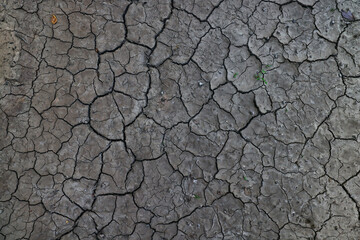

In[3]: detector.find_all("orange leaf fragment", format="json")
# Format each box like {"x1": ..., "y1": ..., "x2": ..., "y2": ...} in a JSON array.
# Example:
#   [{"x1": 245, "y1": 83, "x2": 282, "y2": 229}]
[{"x1": 51, "y1": 15, "x2": 57, "y2": 24}]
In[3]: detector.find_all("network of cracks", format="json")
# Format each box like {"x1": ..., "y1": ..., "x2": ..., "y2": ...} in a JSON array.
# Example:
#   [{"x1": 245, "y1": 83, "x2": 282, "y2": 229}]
[{"x1": 1, "y1": 0, "x2": 360, "y2": 239}]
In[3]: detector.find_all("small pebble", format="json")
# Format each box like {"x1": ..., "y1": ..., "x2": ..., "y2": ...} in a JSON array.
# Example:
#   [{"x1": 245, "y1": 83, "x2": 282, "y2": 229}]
[{"x1": 198, "y1": 81, "x2": 204, "y2": 86}]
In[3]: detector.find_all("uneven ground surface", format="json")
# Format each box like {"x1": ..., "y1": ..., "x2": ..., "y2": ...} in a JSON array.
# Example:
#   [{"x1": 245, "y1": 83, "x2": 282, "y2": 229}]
[{"x1": 1, "y1": 0, "x2": 360, "y2": 239}]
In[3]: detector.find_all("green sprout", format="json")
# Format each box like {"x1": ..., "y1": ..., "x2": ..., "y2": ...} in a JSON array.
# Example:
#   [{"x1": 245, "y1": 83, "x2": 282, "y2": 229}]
[
  {"x1": 243, "y1": 176, "x2": 248, "y2": 181},
  {"x1": 255, "y1": 73, "x2": 267, "y2": 84},
  {"x1": 233, "y1": 72, "x2": 238, "y2": 78},
  {"x1": 193, "y1": 194, "x2": 201, "y2": 199},
  {"x1": 330, "y1": 8, "x2": 336, "y2": 12},
  {"x1": 255, "y1": 65, "x2": 272, "y2": 85}
]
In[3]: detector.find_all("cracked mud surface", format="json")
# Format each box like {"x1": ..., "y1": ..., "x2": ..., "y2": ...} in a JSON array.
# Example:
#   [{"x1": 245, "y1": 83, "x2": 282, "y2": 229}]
[{"x1": 1, "y1": 0, "x2": 360, "y2": 239}]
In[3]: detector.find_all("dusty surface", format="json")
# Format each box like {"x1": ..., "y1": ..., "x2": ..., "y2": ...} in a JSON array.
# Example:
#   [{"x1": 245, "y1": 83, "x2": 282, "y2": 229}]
[{"x1": 0, "y1": 0, "x2": 360, "y2": 239}]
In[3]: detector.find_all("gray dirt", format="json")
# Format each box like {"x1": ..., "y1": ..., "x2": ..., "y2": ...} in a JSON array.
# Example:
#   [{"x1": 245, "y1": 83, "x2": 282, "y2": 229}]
[{"x1": 1, "y1": 0, "x2": 360, "y2": 239}]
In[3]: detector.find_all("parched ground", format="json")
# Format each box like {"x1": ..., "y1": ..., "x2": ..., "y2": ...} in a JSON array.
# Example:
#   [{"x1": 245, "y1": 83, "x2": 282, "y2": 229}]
[{"x1": 1, "y1": 0, "x2": 360, "y2": 239}]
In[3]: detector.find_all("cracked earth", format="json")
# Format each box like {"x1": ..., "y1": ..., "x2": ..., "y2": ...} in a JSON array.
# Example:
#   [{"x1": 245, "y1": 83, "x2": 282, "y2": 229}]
[{"x1": 1, "y1": 0, "x2": 360, "y2": 239}]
